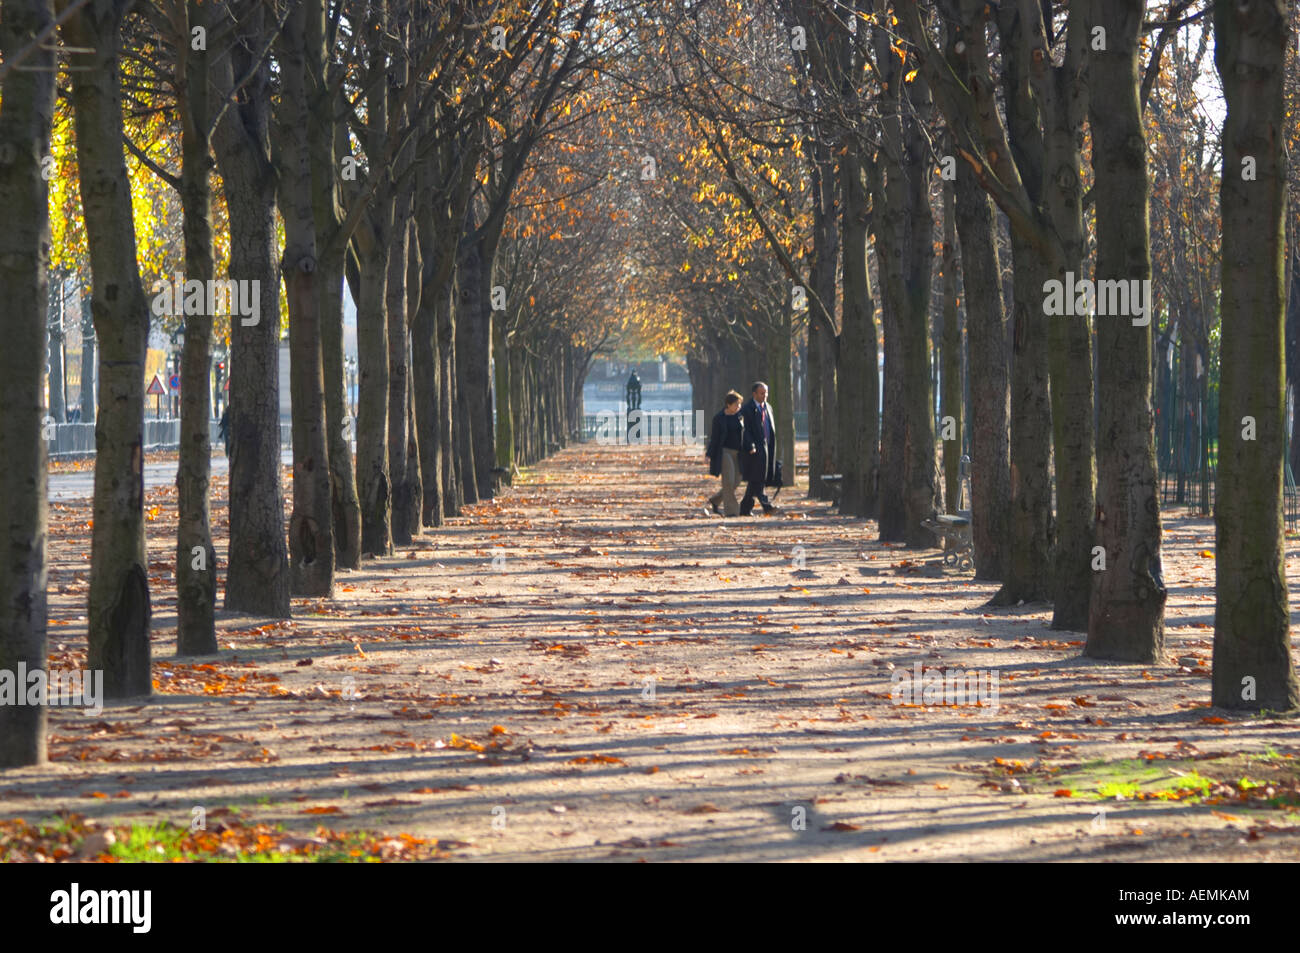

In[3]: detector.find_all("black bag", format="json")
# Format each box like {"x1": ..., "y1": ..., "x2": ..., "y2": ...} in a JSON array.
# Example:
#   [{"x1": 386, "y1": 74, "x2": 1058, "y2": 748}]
[{"x1": 766, "y1": 459, "x2": 784, "y2": 496}]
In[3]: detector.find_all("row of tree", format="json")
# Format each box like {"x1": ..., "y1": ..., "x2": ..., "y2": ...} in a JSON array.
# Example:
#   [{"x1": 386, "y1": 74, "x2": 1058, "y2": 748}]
[
  {"x1": 0, "y1": 0, "x2": 631, "y2": 768},
  {"x1": 616, "y1": 0, "x2": 1298, "y2": 711}
]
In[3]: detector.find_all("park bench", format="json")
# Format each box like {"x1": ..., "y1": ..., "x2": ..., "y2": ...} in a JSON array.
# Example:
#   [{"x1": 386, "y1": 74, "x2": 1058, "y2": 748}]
[
  {"x1": 821, "y1": 473, "x2": 842, "y2": 504},
  {"x1": 921, "y1": 512, "x2": 973, "y2": 571},
  {"x1": 921, "y1": 455, "x2": 974, "y2": 572}
]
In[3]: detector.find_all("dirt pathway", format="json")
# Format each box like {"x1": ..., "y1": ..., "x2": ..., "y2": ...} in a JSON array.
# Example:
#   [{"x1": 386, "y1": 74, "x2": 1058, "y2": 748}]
[{"x1": 9, "y1": 442, "x2": 1300, "y2": 861}]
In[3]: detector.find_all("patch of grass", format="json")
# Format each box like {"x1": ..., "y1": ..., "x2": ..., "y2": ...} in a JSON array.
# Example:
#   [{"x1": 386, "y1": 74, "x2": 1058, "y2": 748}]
[
  {"x1": 1096, "y1": 781, "x2": 1141, "y2": 800},
  {"x1": 39, "y1": 814, "x2": 82, "y2": 838},
  {"x1": 108, "y1": 822, "x2": 189, "y2": 862},
  {"x1": 1067, "y1": 769, "x2": 1211, "y2": 802},
  {"x1": 1152, "y1": 770, "x2": 1213, "y2": 800},
  {"x1": 1047, "y1": 758, "x2": 1169, "y2": 791},
  {"x1": 0, "y1": 813, "x2": 458, "y2": 863},
  {"x1": 995, "y1": 752, "x2": 1300, "y2": 811}
]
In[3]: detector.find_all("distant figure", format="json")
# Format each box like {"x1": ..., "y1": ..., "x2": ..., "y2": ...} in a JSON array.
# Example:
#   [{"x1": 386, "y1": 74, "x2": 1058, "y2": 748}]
[
  {"x1": 625, "y1": 371, "x2": 642, "y2": 440},
  {"x1": 218, "y1": 406, "x2": 230, "y2": 457},
  {"x1": 706, "y1": 391, "x2": 744, "y2": 516}
]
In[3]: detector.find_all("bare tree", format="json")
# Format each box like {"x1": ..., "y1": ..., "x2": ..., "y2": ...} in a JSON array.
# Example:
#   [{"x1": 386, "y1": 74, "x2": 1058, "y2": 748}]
[{"x1": 0, "y1": 0, "x2": 57, "y2": 765}]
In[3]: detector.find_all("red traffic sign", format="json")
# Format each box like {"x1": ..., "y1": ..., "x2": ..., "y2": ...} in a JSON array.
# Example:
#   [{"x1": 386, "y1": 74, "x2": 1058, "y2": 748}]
[
  {"x1": 168, "y1": 373, "x2": 181, "y2": 391},
  {"x1": 146, "y1": 374, "x2": 167, "y2": 396}
]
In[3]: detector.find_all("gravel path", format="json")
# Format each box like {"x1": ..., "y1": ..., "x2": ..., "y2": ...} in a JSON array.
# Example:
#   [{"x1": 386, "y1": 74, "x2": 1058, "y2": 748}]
[{"x1": 10, "y1": 441, "x2": 1300, "y2": 861}]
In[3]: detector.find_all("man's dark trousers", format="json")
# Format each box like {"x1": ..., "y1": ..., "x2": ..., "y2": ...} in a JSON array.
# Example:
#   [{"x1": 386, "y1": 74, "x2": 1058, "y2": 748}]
[{"x1": 740, "y1": 476, "x2": 769, "y2": 515}]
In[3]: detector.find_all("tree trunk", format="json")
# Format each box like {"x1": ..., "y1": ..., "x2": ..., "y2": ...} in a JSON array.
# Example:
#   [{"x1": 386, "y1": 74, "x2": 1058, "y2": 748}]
[
  {"x1": 448, "y1": 277, "x2": 473, "y2": 507},
  {"x1": 1018, "y1": 2, "x2": 1095, "y2": 630},
  {"x1": 1043, "y1": 229, "x2": 1095, "y2": 629},
  {"x1": 320, "y1": 250, "x2": 360, "y2": 567},
  {"x1": 391, "y1": 15, "x2": 421, "y2": 543},
  {"x1": 356, "y1": 4, "x2": 393, "y2": 560},
  {"x1": 873, "y1": 66, "x2": 936, "y2": 546},
  {"x1": 64, "y1": 0, "x2": 153, "y2": 697},
  {"x1": 405, "y1": 361, "x2": 423, "y2": 527},
  {"x1": 954, "y1": 169, "x2": 1010, "y2": 578},
  {"x1": 1287, "y1": 244, "x2": 1300, "y2": 476},
  {"x1": 877, "y1": 285, "x2": 906, "y2": 540},
  {"x1": 984, "y1": 3, "x2": 1055, "y2": 606},
  {"x1": 806, "y1": 139, "x2": 839, "y2": 500},
  {"x1": 277, "y1": 0, "x2": 334, "y2": 597},
  {"x1": 1045, "y1": 298, "x2": 1095, "y2": 628},
  {"x1": 409, "y1": 156, "x2": 446, "y2": 527},
  {"x1": 806, "y1": 322, "x2": 826, "y2": 497},
  {"x1": 941, "y1": 177, "x2": 962, "y2": 513},
  {"x1": 513, "y1": 336, "x2": 530, "y2": 457},
  {"x1": 437, "y1": 281, "x2": 462, "y2": 515},
  {"x1": 517, "y1": 351, "x2": 533, "y2": 459},
  {"x1": 410, "y1": 248, "x2": 443, "y2": 528},
  {"x1": 1085, "y1": 0, "x2": 1166, "y2": 661},
  {"x1": 454, "y1": 236, "x2": 487, "y2": 502},
  {"x1": 357, "y1": 231, "x2": 392, "y2": 556},
  {"x1": 494, "y1": 306, "x2": 514, "y2": 479},
  {"x1": 0, "y1": 0, "x2": 56, "y2": 766},
  {"x1": 175, "y1": 0, "x2": 217, "y2": 654},
  {"x1": 307, "y1": 0, "x2": 360, "y2": 572},
  {"x1": 989, "y1": 232, "x2": 1055, "y2": 604},
  {"x1": 1212, "y1": 0, "x2": 1299, "y2": 711},
  {"x1": 389, "y1": 213, "x2": 420, "y2": 545},
  {"x1": 47, "y1": 292, "x2": 65, "y2": 422},
  {"x1": 212, "y1": 6, "x2": 290, "y2": 618},
  {"x1": 839, "y1": 149, "x2": 881, "y2": 518},
  {"x1": 899, "y1": 93, "x2": 937, "y2": 546}
]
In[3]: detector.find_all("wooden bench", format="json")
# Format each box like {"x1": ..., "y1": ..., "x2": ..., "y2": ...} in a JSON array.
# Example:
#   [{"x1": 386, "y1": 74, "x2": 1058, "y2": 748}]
[
  {"x1": 923, "y1": 455, "x2": 974, "y2": 571},
  {"x1": 921, "y1": 513, "x2": 973, "y2": 571},
  {"x1": 821, "y1": 473, "x2": 842, "y2": 503}
]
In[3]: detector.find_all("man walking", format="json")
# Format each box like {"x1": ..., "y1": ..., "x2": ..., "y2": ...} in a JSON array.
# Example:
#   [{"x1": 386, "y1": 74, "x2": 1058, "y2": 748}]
[
  {"x1": 218, "y1": 405, "x2": 230, "y2": 457},
  {"x1": 740, "y1": 381, "x2": 777, "y2": 516}
]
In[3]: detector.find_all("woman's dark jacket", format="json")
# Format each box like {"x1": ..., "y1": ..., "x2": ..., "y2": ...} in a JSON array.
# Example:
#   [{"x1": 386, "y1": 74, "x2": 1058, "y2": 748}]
[{"x1": 706, "y1": 410, "x2": 743, "y2": 477}]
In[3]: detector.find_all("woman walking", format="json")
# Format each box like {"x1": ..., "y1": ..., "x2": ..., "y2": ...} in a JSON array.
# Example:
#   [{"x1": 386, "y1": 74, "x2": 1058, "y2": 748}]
[{"x1": 705, "y1": 391, "x2": 744, "y2": 516}]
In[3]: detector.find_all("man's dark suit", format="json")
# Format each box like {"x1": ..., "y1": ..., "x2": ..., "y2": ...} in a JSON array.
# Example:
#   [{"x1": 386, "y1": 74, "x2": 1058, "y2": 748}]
[{"x1": 739, "y1": 397, "x2": 775, "y2": 514}]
